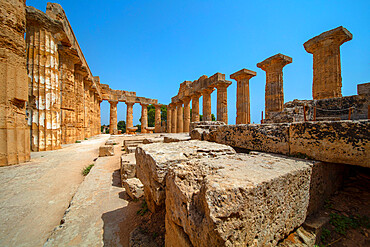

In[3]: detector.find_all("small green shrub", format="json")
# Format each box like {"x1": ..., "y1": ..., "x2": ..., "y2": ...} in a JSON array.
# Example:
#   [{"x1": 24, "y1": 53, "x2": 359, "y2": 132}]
[
  {"x1": 137, "y1": 200, "x2": 148, "y2": 216},
  {"x1": 75, "y1": 140, "x2": 81, "y2": 143},
  {"x1": 330, "y1": 213, "x2": 370, "y2": 235},
  {"x1": 321, "y1": 227, "x2": 331, "y2": 244},
  {"x1": 84, "y1": 138, "x2": 88, "y2": 140},
  {"x1": 82, "y1": 164, "x2": 94, "y2": 176}
]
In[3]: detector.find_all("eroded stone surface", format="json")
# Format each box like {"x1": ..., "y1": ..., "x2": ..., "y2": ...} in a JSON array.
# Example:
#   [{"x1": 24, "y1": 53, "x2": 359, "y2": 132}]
[
  {"x1": 99, "y1": 145, "x2": 114, "y2": 157},
  {"x1": 136, "y1": 141, "x2": 314, "y2": 246},
  {"x1": 135, "y1": 141, "x2": 235, "y2": 212},
  {"x1": 124, "y1": 178, "x2": 144, "y2": 200},
  {"x1": 191, "y1": 120, "x2": 370, "y2": 167}
]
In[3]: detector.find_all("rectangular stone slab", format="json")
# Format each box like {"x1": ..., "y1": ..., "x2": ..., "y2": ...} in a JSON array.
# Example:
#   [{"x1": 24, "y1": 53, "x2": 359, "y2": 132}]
[
  {"x1": 212, "y1": 124, "x2": 290, "y2": 155},
  {"x1": 164, "y1": 151, "x2": 313, "y2": 246},
  {"x1": 289, "y1": 120, "x2": 370, "y2": 167}
]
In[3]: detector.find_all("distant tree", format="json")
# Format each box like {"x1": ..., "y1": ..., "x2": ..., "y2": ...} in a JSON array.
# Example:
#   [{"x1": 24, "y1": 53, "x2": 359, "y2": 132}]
[
  {"x1": 135, "y1": 124, "x2": 141, "y2": 132},
  {"x1": 117, "y1": 120, "x2": 126, "y2": 133},
  {"x1": 141, "y1": 104, "x2": 168, "y2": 127},
  {"x1": 212, "y1": 114, "x2": 216, "y2": 121}
]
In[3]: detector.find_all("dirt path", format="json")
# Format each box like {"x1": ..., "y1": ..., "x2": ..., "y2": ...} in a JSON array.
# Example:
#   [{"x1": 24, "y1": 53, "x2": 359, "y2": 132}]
[{"x1": 0, "y1": 135, "x2": 109, "y2": 247}]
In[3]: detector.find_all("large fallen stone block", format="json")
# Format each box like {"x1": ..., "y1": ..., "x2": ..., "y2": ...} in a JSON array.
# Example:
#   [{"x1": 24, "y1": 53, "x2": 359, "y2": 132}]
[
  {"x1": 165, "y1": 152, "x2": 313, "y2": 246},
  {"x1": 212, "y1": 124, "x2": 290, "y2": 154},
  {"x1": 163, "y1": 134, "x2": 191, "y2": 143},
  {"x1": 120, "y1": 156, "x2": 136, "y2": 180},
  {"x1": 99, "y1": 145, "x2": 114, "y2": 157},
  {"x1": 289, "y1": 120, "x2": 370, "y2": 167},
  {"x1": 123, "y1": 178, "x2": 144, "y2": 200},
  {"x1": 135, "y1": 141, "x2": 235, "y2": 212}
]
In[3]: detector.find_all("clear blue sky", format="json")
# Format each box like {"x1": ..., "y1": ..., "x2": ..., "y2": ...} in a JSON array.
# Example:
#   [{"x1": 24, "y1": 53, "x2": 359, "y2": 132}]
[{"x1": 28, "y1": 0, "x2": 369, "y2": 125}]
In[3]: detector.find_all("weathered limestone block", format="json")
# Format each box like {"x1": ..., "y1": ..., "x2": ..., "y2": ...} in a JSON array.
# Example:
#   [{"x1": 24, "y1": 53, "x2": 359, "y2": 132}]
[
  {"x1": 141, "y1": 143, "x2": 312, "y2": 246},
  {"x1": 135, "y1": 141, "x2": 235, "y2": 212},
  {"x1": 163, "y1": 134, "x2": 191, "y2": 143},
  {"x1": 289, "y1": 120, "x2": 370, "y2": 167},
  {"x1": 123, "y1": 178, "x2": 144, "y2": 200},
  {"x1": 0, "y1": 0, "x2": 30, "y2": 166},
  {"x1": 357, "y1": 82, "x2": 370, "y2": 96},
  {"x1": 304, "y1": 26, "x2": 352, "y2": 100},
  {"x1": 99, "y1": 145, "x2": 114, "y2": 157},
  {"x1": 189, "y1": 121, "x2": 226, "y2": 132},
  {"x1": 143, "y1": 137, "x2": 164, "y2": 144},
  {"x1": 210, "y1": 124, "x2": 290, "y2": 154}
]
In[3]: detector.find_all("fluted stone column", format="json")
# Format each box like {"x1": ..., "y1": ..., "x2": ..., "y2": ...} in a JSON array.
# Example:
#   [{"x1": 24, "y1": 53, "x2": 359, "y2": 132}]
[
  {"x1": 26, "y1": 18, "x2": 62, "y2": 151},
  {"x1": 191, "y1": 93, "x2": 201, "y2": 122},
  {"x1": 304, "y1": 26, "x2": 352, "y2": 99},
  {"x1": 83, "y1": 79, "x2": 92, "y2": 138},
  {"x1": 215, "y1": 81, "x2": 231, "y2": 124},
  {"x1": 109, "y1": 101, "x2": 118, "y2": 135},
  {"x1": 154, "y1": 104, "x2": 162, "y2": 133},
  {"x1": 97, "y1": 99, "x2": 102, "y2": 134},
  {"x1": 0, "y1": 0, "x2": 30, "y2": 165},
  {"x1": 167, "y1": 105, "x2": 172, "y2": 133},
  {"x1": 141, "y1": 104, "x2": 148, "y2": 133},
  {"x1": 202, "y1": 88, "x2": 214, "y2": 121},
  {"x1": 126, "y1": 102, "x2": 134, "y2": 134},
  {"x1": 183, "y1": 97, "x2": 191, "y2": 132},
  {"x1": 176, "y1": 102, "x2": 183, "y2": 133},
  {"x1": 171, "y1": 103, "x2": 177, "y2": 133},
  {"x1": 59, "y1": 48, "x2": 80, "y2": 144},
  {"x1": 74, "y1": 66, "x2": 86, "y2": 140},
  {"x1": 257, "y1": 54, "x2": 292, "y2": 119},
  {"x1": 88, "y1": 88, "x2": 95, "y2": 136},
  {"x1": 230, "y1": 69, "x2": 257, "y2": 124}
]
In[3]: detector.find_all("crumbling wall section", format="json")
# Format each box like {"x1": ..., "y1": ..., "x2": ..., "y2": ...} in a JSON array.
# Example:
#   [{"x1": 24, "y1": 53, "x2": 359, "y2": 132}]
[
  {"x1": 0, "y1": 0, "x2": 30, "y2": 166},
  {"x1": 191, "y1": 120, "x2": 370, "y2": 167}
]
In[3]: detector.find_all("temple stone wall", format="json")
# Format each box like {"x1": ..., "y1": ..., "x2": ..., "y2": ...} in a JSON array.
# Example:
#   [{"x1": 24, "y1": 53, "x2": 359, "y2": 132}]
[
  {"x1": 0, "y1": 0, "x2": 30, "y2": 166},
  {"x1": 191, "y1": 120, "x2": 369, "y2": 168}
]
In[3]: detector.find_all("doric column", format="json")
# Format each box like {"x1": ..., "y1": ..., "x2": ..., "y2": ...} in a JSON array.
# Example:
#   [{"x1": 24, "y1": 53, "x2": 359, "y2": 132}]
[
  {"x1": 74, "y1": 66, "x2": 87, "y2": 140},
  {"x1": 304, "y1": 26, "x2": 352, "y2": 99},
  {"x1": 215, "y1": 81, "x2": 232, "y2": 124},
  {"x1": 171, "y1": 103, "x2": 177, "y2": 133},
  {"x1": 167, "y1": 105, "x2": 172, "y2": 133},
  {"x1": 59, "y1": 47, "x2": 79, "y2": 144},
  {"x1": 141, "y1": 104, "x2": 148, "y2": 133},
  {"x1": 97, "y1": 99, "x2": 102, "y2": 135},
  {"x1": 191, "y1": 93, "x2": 201, "y2": 122},
  {"x1": 126, "y1": 102, "x2": 134, "y2": 134},
  {"x1": 0, "y1": 0, "x2": 30, "y2": 165},
  {"x1": 230, "y1": 69, "x2": 257, "y2": 124},
  {"x1": 109, "y1": 101, "x2": 118, "y2": 134},
  {"x1": 183, "y1": 97, "x2": 191, "y2": 132},
  {"x1": 83, "y1": 79, "x2": 92, "y2": 138},
  {"x1": 257, "y1": 54, "x2": 292, "y2": 119},
  {"x1": 202, "y1": 88, "x2": 214, "y2": 121},
  {"x1": 26, "y1": 16, "x2": 63, "y2": 151},
  {"x1": 88, "y1": 88, "x2": 95, "y2": 136},
  {"x1": 154, "y1": 104, "x2": 162, "y2": 133},
  {"x1": 176, "y1": 101, "x2": 183, "y2": 133}
]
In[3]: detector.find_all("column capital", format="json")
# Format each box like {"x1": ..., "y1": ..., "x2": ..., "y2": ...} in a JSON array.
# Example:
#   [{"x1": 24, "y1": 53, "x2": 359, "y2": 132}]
[
  {"x1": 140, "y1": 103, "x2": 149, "y2": 107},
  {"x1": 108, "y1": 100, "x2": 118, "y2": 105},
  {"x1": 190, "y1": 92, "x2": 202, "y2": 99},
  {"x1": 304, "y1": 26, "x2": 352, "y2": 54},
  {"x1": 257, "y1": 53, "x2": 292, "y2": 72},
  {"x1": 215, "y1": 80, "x2": 232, "y2": 89},
  {"x1": 230, "y1": 69, "x2": 257, "y2": 81},
  {"x1": 201, "y1": 87, "x2": 215, "y2": 95},
  {"x1": 125, "y1": 101, "x2": 135, "y2": 106},
  {"x1": 182, "y1": 96, "x2": 191, "y2": 103},
  {"x1": 153, "y1": 103, "x2": 162, "y2": 108}
]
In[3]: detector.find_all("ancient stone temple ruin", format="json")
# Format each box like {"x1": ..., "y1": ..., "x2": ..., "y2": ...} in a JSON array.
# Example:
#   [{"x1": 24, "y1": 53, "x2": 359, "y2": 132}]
[
  {"x1": 1, "y1": 2, "x2": 162, "y2": 165},
  {"x1": 0, "y1": 1, "x2": 369, "y2": 247}
]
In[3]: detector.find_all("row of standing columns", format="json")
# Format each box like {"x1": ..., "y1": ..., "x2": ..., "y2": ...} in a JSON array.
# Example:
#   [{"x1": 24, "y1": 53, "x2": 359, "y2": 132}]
[
  {"x1": 108, "y1": 102, "x2": 163, "y2": 134},
  {"x1": 166, "y1": 82, "x2": 231, "y2": 133}
]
